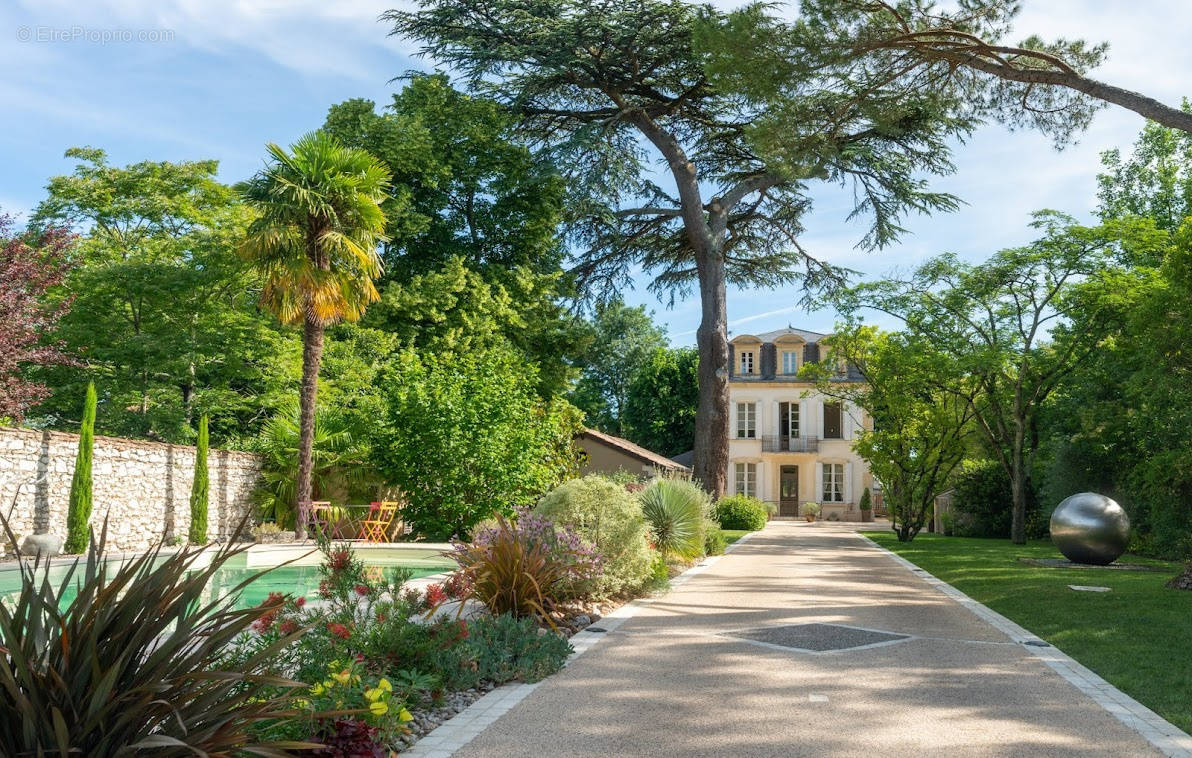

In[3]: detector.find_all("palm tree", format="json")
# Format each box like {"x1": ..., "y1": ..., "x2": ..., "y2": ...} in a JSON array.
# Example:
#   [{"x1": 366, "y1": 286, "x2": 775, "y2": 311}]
[{"x1": 240, "y1": 131, "x2": 390, "y2": 538}]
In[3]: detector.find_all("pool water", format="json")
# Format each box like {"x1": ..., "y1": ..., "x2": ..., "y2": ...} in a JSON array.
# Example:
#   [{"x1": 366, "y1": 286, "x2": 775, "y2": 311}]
[{"x1": 0, "y1": 547, "x2": 456, "y2": 611}]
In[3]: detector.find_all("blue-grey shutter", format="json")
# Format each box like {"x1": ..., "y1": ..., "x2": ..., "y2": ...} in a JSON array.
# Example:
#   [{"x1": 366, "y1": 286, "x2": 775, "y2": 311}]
[{"x1": 761, "y1": 343, "x2": 777, "y2": 379}]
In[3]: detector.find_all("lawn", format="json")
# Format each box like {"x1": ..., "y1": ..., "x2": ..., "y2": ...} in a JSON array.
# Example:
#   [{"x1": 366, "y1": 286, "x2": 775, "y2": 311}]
[
  {"x1": 865, "y1": 532, "x2": 1192, "y2": 733},
  {"x1": 722, "y1": 529, "x2": 751, "y2": 545}
]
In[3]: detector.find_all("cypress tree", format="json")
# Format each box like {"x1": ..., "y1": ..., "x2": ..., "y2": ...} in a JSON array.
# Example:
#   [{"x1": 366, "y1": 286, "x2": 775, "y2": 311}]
[
  {"x1": 188, "y1": 414, "x2": 209, "y2": 544},
  {"x1": 64, "y1": 382, "x2": 96, "y2": 554}
]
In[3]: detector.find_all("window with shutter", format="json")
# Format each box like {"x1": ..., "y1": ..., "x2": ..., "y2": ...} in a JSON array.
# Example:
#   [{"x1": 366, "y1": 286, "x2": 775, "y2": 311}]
[
  {"x1": 739, "y1": 351, "x2": 755, "y2": 375},
  {"x1": 735, "y1": 463, "x2": 757, "y2": 497},
  {"x1": 822, "y1": 463, "x2": 844, "y2": 502},
  {"x1": 823, "y1": 402, "x2": 842, "y2": 439},
  {"x1": 736, "y1": 402, "x2": 756, "y2": 438}
]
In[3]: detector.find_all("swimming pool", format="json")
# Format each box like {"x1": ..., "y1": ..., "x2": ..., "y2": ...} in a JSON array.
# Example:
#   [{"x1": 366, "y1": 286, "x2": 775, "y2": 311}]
[{"x1": 0, "y1": 545, "x2": 457, "y2": 611}]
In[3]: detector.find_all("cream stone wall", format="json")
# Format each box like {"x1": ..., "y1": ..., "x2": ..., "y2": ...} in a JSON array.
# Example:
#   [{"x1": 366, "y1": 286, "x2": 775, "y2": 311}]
[
  {"x1": 0, "y1": 426, "x2": 262, "y2": 557},
  {"x1": 726, "y1": 383, "x2": 873, "y2": 521}
]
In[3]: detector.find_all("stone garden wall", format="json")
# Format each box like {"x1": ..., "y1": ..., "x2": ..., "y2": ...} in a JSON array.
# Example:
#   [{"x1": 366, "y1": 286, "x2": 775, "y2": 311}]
[{"x1": 0, "y1": 426, "x2": 262, "y2": 557}]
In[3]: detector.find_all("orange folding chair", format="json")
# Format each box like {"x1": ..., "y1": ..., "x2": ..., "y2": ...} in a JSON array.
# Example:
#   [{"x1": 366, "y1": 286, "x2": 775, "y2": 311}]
[{"x1": 360, "y1": 501, "x2": 399, "y2": 543}]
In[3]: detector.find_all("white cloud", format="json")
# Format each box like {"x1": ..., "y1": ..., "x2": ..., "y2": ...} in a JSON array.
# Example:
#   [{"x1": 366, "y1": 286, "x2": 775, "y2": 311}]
[{"x1": 5, "y1": 0, "x2": 417, "y2": 80}]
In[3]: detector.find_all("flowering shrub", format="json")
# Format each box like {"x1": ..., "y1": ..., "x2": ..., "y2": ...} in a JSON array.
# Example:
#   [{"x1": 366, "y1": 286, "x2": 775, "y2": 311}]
[
  {"x1": 447, "y1": 511, "x2": 601, "y2": 622},
  {"x1": 536, "y1": 475, "x2": 653, "y2": 598},
  {"x1": 467, "y1": 509, "x2": 601, "y2": 600},
  {"x1": 300, "y1": 659, "x2": 412, "y2": 747},
  {"x1": 232, "y1": 540, "x2": 575, "y2": 752}
]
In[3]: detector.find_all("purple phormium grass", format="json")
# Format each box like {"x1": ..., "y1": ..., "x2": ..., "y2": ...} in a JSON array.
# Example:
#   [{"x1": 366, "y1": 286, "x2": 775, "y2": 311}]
[{"x1": 457, "y1": 508, "x2": 603, "y2": 587}]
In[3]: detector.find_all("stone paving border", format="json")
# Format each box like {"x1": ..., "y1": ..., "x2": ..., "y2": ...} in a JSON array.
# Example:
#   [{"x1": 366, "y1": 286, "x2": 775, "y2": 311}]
[
  {"x1": 859, "y1": 533, "x2": 1192, "y2": 758},
  {"x1": 402, "y1": 529, "x2": 761, "y2": 757}
]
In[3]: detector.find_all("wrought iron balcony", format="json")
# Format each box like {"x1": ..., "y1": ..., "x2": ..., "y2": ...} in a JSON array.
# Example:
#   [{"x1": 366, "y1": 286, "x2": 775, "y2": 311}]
[{"x1": 761, "y1": 435, "x2": 819, "y2": 453}]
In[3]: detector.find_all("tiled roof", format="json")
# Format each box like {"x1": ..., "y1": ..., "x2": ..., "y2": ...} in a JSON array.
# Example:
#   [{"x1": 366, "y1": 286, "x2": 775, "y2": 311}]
[
  {"x1": 579, "y1": 428, "x2": 690, "y2": 471},
  {"x1": 749, "y1": 327, "x2": 829, "y2": 343}
]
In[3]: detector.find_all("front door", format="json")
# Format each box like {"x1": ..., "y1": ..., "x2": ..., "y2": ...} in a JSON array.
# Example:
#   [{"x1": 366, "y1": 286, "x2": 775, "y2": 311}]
[{"x1": 779, "y1": 466, "x2": 799, "y2": 516}]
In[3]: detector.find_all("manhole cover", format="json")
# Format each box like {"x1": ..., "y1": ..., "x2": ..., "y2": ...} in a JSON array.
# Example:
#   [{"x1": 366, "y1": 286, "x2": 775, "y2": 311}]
[{"x1": 727, "y1": 623, "x2": 909, "y2": 652}]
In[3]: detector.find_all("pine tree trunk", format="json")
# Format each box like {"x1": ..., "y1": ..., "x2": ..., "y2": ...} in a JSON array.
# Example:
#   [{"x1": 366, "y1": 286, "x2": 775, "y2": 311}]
[
  {"x1": 295, "y1": 314, "x2": 324, "y2": 540},
  {"x1": 691, "y1": 251, "x2": 730, "y2": 498},
  {"x1": 627, "y1": 113, "x2": 732, "y2": 498}
]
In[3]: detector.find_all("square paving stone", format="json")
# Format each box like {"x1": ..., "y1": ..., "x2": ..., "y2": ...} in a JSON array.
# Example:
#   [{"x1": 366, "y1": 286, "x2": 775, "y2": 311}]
[{"x1": 727, "y1": 622, "x2": 910, "y2": 652}]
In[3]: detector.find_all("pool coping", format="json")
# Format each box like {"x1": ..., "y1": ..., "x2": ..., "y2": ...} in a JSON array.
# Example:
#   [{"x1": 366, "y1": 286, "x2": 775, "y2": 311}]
[
  {"x1": 401, "y1": 528, "x2": 762, "y2": 758},
  {"x1": 0, "y1": 540, "x2": 453, "y2": 572},
  {"x1": 859, "y1": 533, "x2": 1192, "y2": 758}
]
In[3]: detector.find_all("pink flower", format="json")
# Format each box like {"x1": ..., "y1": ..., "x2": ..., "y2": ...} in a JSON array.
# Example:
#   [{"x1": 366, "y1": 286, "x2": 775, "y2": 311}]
[{"x1": 327, "y1": 622, "x2": 351, "y2": 640}]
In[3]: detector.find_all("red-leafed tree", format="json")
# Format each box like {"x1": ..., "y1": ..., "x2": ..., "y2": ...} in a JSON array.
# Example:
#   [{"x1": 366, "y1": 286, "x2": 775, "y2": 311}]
[{"x1": 0, "y1": 213, "x2": 75, "y2": 422}]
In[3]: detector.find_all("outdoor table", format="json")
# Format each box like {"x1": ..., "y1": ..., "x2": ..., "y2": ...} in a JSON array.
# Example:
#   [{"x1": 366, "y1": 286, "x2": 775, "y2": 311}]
[{"x1": 309, "y1": 503, "x2": 374, "y2": 541}]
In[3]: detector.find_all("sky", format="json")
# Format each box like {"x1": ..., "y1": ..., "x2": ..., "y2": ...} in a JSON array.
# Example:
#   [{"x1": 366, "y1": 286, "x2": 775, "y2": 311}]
[{"x1": 3, "y1": 0, "x2": 1191, "y2": 345}]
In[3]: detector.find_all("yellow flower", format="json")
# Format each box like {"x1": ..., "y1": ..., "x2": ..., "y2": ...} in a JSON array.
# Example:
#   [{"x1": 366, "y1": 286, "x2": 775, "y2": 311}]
[
  {"x1": 397, "y1": 707, "x2": 413, "y2": 722},
  {"x1": 377, "y1": 678, "x2": 392, "y2": 692},
  {"x1": 333, "y1": 670, "x2": 351, "y2": 685},
  {"x1": 369, "y1": 700, "x2": 389, "y2": 716},
  {"x1": 365, "y1": 687, "x2": 383, "y2": 702},
  {"x1": 310, "y1": 683, "x2": 327, "y2": 696},
  {"x1": 295, "y1": 698, "x2": 311, "y2": 709}
]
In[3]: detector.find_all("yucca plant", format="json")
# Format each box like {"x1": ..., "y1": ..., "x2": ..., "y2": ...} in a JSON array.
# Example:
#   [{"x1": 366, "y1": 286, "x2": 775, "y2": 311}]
[
  {"x1": 638, "y1": 478, "x2": 710, "y2": 560},
  {"x1": 0, "y1": 516, "x2": 315, "y2": 756}
]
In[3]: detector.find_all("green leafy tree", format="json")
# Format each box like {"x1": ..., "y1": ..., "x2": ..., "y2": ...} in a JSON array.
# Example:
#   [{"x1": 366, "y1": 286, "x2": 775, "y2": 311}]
[
  {"x1": 188, "y1": 414, "x2": 209, "y2": 544},
  {"x1": 363, "y1": 258, "x2": 586, "y2": 397},
  {"x1": 375, "y1": 347, "x2": 584, "y2": 540},
  {"x1": 623, "y1": 347, "x2": 699, "y2": 457},
  {"x1": 842, "y1": 215, "x2": 1163, "y2": 543},
  {"x1": 1037, "y1": 126, "x2": 1192, "y2": 556},
  {"x1": 806, "y1": 327, "x2": 973, "y2": 542},
  {"x1": 323, "y1": 74, "x2": 567, "y2": 280},
  {"x1": 64, "y1": 382, "x2": 96, "y2": 554},
  {"x1": 30, "y1": 148, "x2": 297, "y2": 443},
  {"x1": 389, "y1": 0, "x2": 982, "y2": 495},
  {"x1": 324, "y1": 77, "x2": 582, "y2": 397},
  {"x1": 1098, "y1": 110, "x2": 1192, "y2": 231},
  {"x1": 569, "y1": 300, "x2": 668, "y2": 434},
  {"x1": 239, "y1": 132, "x2": 391, "y2": 538}
]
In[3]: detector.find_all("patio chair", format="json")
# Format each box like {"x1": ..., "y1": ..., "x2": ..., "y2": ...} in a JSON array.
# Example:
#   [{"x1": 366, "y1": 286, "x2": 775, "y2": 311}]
[
  {"x1": 307, "y1": 501, "x2": 335, "y2": 540},
  {"x1": 360, "y1": 501, "x2": 400, "y2": 543}
]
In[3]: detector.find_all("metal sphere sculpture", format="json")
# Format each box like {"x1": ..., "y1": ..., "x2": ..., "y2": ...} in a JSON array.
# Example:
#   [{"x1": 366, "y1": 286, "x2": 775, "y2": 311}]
[{"x1": 1050, "y1": 492, "x2": 1130, "y2": 565}]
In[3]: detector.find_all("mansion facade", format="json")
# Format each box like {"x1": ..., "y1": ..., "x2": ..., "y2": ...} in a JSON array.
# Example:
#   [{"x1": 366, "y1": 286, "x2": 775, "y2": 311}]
[{"x1": 727, "y1": 327, "x2": 874, "y2": 521}]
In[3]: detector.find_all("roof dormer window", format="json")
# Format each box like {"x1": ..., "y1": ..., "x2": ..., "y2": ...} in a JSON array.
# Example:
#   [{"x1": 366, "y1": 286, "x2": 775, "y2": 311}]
[
  {"x1": 738, "y1": 350, "x2": 755, "y2": 375},
  {"x1": 781, "y1": 351, "x2": 799, "y2": 375}
]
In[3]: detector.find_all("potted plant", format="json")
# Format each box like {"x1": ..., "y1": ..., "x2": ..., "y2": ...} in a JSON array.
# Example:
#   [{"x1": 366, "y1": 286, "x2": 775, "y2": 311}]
[
  {"x1": 802, "y1": 502, "x2": 821, "y2": 523},
  {"x1": 859, "y1": 487, "x2": 873, "y2": 523}
]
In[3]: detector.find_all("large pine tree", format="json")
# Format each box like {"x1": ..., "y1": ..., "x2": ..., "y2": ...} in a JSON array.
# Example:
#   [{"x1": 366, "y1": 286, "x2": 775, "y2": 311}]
[{"x1": 389, "y1": 0, "x2": 987, "y2": 493}]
